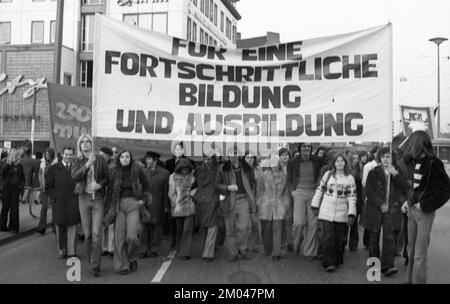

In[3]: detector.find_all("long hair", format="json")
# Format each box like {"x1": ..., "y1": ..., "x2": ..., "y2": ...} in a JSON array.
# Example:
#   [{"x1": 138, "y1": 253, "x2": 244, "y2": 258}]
[
  {"x1": 76, "y1": 133, "x2": 93, "y2": 158},
  {"x1": 403, "y1": 130, "x2": 435, "y2": 160},
  {"x1": 330, "y1": 153, "x2": 351, "y2": 177},
  {"x1": 115, "y1": 150, "x2": 134, "y2": 170},
  {"x1": 244, "y1": 150, "x2": 258, "y2": 169}
]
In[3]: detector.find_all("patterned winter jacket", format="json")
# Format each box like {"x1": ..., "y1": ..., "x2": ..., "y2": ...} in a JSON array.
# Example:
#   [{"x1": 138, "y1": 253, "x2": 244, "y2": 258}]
[{"x1": 311, "y1": 171, "x2": 357, "y2": 223}]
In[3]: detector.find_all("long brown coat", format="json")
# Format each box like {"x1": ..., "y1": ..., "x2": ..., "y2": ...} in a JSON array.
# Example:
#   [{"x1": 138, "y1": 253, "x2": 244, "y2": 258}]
[{"x1": 256, "y1": 164, "x2": 290, "y2": 221}]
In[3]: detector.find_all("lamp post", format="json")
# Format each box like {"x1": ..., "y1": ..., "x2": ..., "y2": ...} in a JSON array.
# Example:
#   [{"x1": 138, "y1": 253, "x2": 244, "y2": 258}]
[{"x1": 429, "y1": 37, "x2": 448, "y2": 138}]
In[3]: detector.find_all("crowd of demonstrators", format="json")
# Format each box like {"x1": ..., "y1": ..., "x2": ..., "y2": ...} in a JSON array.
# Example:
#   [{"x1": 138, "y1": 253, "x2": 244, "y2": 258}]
[{"x1": 3, "y1": 129, "x2": 447, "y2": 284}]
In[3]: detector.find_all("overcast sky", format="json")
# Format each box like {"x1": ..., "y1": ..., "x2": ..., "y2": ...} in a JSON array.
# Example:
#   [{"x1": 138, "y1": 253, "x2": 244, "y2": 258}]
[{"x1": 237, "y1": 0, "x2": 450, "y2": 135}]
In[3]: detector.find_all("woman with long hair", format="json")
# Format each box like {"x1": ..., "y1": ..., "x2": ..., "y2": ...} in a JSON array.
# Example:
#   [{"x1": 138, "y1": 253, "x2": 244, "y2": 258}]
[
  {"x1": 168, "y1": 158, "x2": 196, "y2": 260},
  {"x1": 346, "y1": 152, "x2": 364, "y2": 250},
  {"x1": 244, "y1": 150, "x2": 261, "y2": 253},
  {"x1": 402, "y1": 131, "x2": 450, "y2": 283},
  {"x1": 0, "y1": 149, "x2": 25, "y2": 233},
  {"x1": 107, "y1": 150, "x2": 150, "y2": 275},
  {"x1": 311, "y1": 153, "x2": 357, "y2": 272}
]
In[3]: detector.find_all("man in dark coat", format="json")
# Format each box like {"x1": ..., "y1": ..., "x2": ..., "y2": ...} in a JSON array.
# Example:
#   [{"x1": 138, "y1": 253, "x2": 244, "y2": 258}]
[
  {"x1": 193, "y1": 149, "x2": 220, "y2": 261},
  {"x1": 45, "y1": 147, "x2": 81, "y2": 259},
  {"x1": 141, "y1": 151, "x2": 170, "y2": 258},
  {"x1": 364, "y1": 147, "x2": 409, "y2": 277},
  {"x1": 19, "y1": 148, "x2": 34, "y2": 204}
]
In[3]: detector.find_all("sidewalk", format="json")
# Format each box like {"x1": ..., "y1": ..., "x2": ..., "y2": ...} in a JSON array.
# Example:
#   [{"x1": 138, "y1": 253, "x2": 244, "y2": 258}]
[{"x1": 0, "y1": 201, "x2": 51, "y2": 246}]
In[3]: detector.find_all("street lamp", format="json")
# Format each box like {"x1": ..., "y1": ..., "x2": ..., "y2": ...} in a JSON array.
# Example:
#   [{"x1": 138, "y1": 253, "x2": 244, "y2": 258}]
[{"x1": 429, "y1": 37, "x2": 448, "y2": 138}]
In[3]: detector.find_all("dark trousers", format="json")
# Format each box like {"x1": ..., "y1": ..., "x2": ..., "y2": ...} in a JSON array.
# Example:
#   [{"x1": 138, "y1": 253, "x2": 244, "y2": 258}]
[
  {"x1": 0, "y1": 186, "x2": 20, "y2": 231},
  {"x1": 170, "y1": 216, "x2": 177, "y2": 247},
  {"x1": 368, "y1": 226, "x2": 400, "y2": 272},
  {"x1": 216, "y1": 215, "x2": 226, "y2": 247},
  {"x1": 363, "y1": 229, "x2": 370, "y2": 248},
  {"x1": 320, "y1": 220, "x2": 347, "y2": 268},
  {"x1": 261, "y1": 220, "x2": 283, "y2": 257},
  {"x1": 140, "y1": 223, "x2": 163, "y2": 255},
  {"x1": 38, "y1": 193, "x2": 51, "y2": 230},
  {"x1": 344, "y1": 214, "x2": 359, "y2": 249},
  {"x1": 175, "y1": 215, "x2": 194, "y2": 257}
]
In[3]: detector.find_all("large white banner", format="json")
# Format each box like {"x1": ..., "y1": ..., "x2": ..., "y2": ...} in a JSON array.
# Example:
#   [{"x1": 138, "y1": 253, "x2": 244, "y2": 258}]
[{"x1": 93, "y1": 15, "x2": 392, "y2": 146}]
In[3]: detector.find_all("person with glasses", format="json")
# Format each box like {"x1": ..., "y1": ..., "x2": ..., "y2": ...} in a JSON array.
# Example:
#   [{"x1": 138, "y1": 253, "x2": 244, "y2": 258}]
[
  {"x1": 71, "y1": 134, "x2": 109, "y2": 277},
  {"x1": 287, "y1": 143, "x2": 323, "y2": 260}
]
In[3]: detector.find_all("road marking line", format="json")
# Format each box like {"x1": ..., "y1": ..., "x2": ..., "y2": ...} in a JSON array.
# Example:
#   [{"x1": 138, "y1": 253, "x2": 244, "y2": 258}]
[{"x1": 151, "y1": 250, "x2": 177, "y2": 283}]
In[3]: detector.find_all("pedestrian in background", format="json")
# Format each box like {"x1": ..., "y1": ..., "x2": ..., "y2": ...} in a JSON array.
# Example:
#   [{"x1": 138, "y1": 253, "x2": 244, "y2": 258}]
[
  {"x1": 140, "y1": 151, "x2": 170, "y2": 258},
  {"x1": 107, "y1": 150, "x2": 150, "y2": 275},
  {"x1": 311, "y1": 153, "x2": 357, "y2": 272},
  {"x1": 37, "y1": 148, "x2": 58, "y2": 235},
  {"x1": 278, "y1": 147, "x2": 293, "y2": 252},
  {"x1": 287, "y1": 143, "x2": 323, "y2": 260},
  {"x1": 403, "y1": 131, "x2": 450, "y2": 284},
  {"x1": 169, "y1": 158, "x2": 196, "y2": 260},
  {"x1": 72, "y1": 134, "x2": 109, "y2": 277},
  {"x1": 0, "y1": 149, "x2": 25, "y2": 233},
  {"x1": 257, "y1": 156, "x2": 290, "y2": 261},
  {"x1": 364, "y1": 147, "x2": 409, "y2": 277},
  {"x1": 193, "y1": 149, "x2": 220, "y2": 262},
  {"x1": 45, "y1": 147, "x2": 81, "y2": 259}
]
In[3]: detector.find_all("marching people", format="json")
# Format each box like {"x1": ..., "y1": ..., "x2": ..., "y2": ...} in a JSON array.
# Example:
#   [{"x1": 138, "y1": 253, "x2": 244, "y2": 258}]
[
  {"x1": 257, "y1": 155, "x2": 290, "y2": 261},
  {"x1": 71, "y1": 134, "x2": 109, "y2": 277},
  {"x1": 19, "y1": 149, "x2": 35, "y2": 205},
  {"x1": 364, "y1": 147, "x2": 409, "y2": 277},
  {"x1": 0, "y1": 150, "x2": 25, "y2": 233},
  {"x1": 402, "y1": 131, "x2": 450, "y2": 284},
  {"x1": 140, "y1": 151, "x2": 170, "y2": 258},
  {"x1": 244, "y1": 151, "x2": 261, "y2": 253},
  {"x1": 192, "y1": 149, "x2": 220, "y2": 261},
  {"x1": 361, "y1": 146, "x2": 380, "y2": 249},
  {"x1": 216, "y1": 147, "x2": 256, "y2": 262},
  {"x1": 99, "y1": 147, "x2": 115, "y2": 257},
  {"x1": 37, "y1": 148, "x2": 58, "y2": 235},
  {"x1": 311, "y1": 153, "x2": 357, "y2": 272},
  {"x1": 45, "y1": 147, "x2": 81, "y2": 259},
  {"x1": 106, "y1": 150, "x2": 150, "y2": 275},
  {"x1": 287, "y1": 143, "x2": 323, "y2": 260},
  {"x1": 278, "y1": 147, "x2": 294, "y2": 252},
  {"x1": 168, "y1": 158, "x2": 196, "y2": 260}
]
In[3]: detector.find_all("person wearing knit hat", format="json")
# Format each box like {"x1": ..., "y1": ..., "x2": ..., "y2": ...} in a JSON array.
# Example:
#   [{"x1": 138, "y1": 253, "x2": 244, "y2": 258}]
[{"x1": 140, "y1": 150, "x2": 170, "y2": 259}]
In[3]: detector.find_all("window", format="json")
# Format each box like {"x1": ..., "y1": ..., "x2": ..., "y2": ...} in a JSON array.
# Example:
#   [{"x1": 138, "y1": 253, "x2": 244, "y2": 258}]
[
  {"x1": 192, "y1": 22, "x2": 197, "y2": 42},
  {"x1": 152, "y1": 13, "x2": 167, "y2": 34},
  {"x1": 200, "y1": 0, "x2": 204, "y2": 13},
  {"x1": 83, "y1": 0, "x2": 102, "y2": 4},
  {"x1": 214, "y1": 4, "x2": 217, "y2": 26},
  {"x1": 209, "y1": 0, "x2": 214, "y2": 22},
  {"x1": 186, "y1": 17, "x2": 191, "y2": 41},
  {"x1": 192, "y1": 0, "x2": 197, "y2": 6},
  {"x1": 209, "y1": 36, "x2": 213, "y2": 45},
  {"x1": 0, "y1": 22, "x2": 11, "y2": 44},
  {"x1": 205, "y1": 0, "x2": 209, "y2": 18},
  {"x1": 81, "y1": 14, "x2": 95, "y2": 51},
  {"x1": 50, "y1": 20, "x2": 56, "y2": 43},
  {"x1": 123, "y1": 14, "x2": 138, "y2": 26},
  {"x1": 225, "y1": 18, "x2": 231, "y2": 40},
  {"x1": 205, "y1": 32, "x2": 209, "y2": 45},
  {"x1": 81, "y1": 61, "x2": 93, "y2": 88},
  {"x1": 64, "y1": 73, "x2": 72, "y2": 86},
  {"x1": 200, "y1": 28, "x2": 204, "y2": 44},
  {"x1": 232, "y1": 25, "x2": 236, "y2": 44},
  {"x1": 220, "y1": 12, "x2": 224, "y2": 32},
  {"x1": 31, "y1": 21, "x2": 44, "y2": 44}
]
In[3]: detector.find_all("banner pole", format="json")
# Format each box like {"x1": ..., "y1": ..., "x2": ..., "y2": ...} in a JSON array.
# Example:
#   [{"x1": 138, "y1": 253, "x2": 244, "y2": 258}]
[{"x1": 386, "y1": 22, "x2": 394, "y2": 209}]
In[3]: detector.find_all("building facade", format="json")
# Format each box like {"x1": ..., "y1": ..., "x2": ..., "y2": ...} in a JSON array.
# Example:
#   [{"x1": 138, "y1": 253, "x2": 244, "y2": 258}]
[{"x1": 0, "y1": 0, "x2": 240, "y2": 149}]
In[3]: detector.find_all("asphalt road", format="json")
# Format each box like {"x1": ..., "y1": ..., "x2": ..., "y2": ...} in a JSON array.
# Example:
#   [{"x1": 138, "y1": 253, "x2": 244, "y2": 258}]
[{"x1": 1, "y1": 204, "x2": 450, "y2": 284}]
